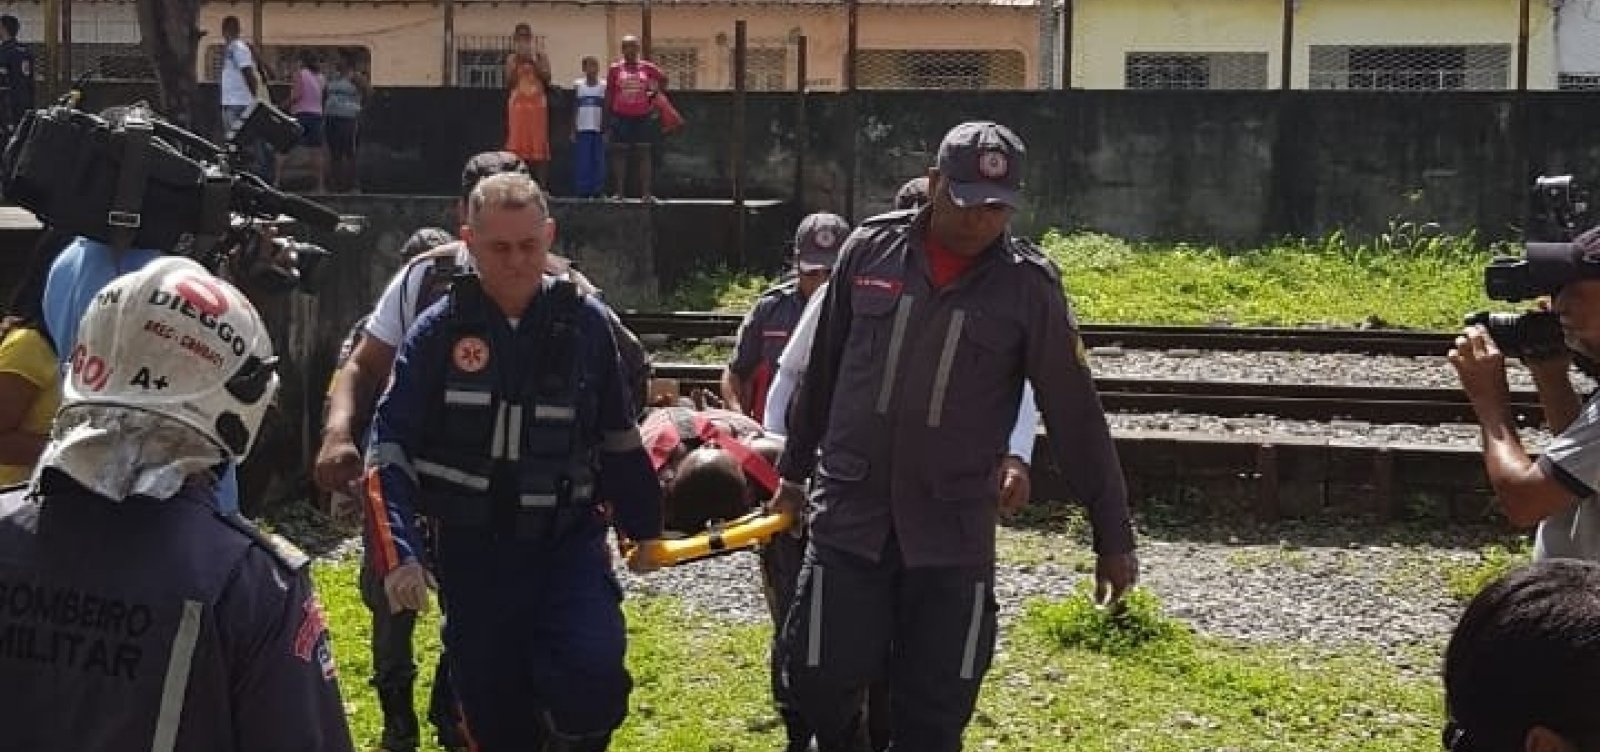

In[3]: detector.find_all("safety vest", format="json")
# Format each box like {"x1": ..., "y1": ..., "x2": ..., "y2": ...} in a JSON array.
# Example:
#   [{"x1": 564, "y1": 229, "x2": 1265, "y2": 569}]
[{"x1": 414, "y1": 274, "x2": 599, "y2": 540}]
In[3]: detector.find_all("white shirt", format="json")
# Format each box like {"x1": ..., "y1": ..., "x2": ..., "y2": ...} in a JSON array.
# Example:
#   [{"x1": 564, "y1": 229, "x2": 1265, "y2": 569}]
[
  {"x1": 220, "y1": 38, "x2": 257, "y2": 107},
  {"x1": 1536, "y1": 390, "x2": 1600, "y2": 562},
  {"x1": 363, "y1": 247, "x2": 585, "y2": 348},
  {"x1": 762, "y1": 280, "x2": 1042, "y2": 463},
  {"x1": 574, "y1": 78, "x2": 607, "y2": 133},
  {"x1": 364, "y1": 247, "x2": 477, "y2": 348}
]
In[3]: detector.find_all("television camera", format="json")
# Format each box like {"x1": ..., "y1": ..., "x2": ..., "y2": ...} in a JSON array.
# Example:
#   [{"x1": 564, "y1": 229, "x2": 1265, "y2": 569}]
[
  {"x1": 0, "y1": 80, "x2": 352, "y2": 295},
  {"x1": 1464, "y1": 175, "x2": 1596, "y2": 360}
]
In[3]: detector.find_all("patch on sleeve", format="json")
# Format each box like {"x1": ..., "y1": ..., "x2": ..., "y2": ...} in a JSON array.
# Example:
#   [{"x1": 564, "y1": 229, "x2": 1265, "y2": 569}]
[{"x1": 293, "y1": 593, "x2": 338, "y2": 681}]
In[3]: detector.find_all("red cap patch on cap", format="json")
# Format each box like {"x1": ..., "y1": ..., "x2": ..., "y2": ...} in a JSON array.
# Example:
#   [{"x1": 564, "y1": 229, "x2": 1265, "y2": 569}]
[{"x1": 978, "y1": 151, "x2": 1009, "y2": 180}]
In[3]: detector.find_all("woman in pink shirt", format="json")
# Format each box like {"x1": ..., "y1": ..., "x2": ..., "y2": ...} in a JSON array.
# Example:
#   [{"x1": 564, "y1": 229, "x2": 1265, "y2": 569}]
[{"x1": 279, "y1": 51, "x2": 328, "y2": 193}]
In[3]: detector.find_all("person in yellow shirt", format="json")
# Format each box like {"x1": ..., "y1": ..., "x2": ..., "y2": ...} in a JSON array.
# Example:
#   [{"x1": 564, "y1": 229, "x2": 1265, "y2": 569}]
[{"x1": 0, "y1": 240, "x2": 60, "y2": 486}]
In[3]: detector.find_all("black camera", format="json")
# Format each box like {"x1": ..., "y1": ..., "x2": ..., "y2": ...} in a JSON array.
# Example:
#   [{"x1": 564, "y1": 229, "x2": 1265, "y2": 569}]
[
  {"x1": 1462, "y1": 310, "x2": 1566, "y2": 360},
  {"x1": 0, "y1": 97, "x2": 348, "y2": 295},
  {"x1": 1467, "y1": 175, "x2": 1600, "y2": 361}
]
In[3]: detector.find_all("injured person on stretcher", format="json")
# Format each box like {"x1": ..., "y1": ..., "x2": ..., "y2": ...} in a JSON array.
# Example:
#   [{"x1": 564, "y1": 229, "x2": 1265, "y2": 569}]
[{"x1": 627, "y1": 386, "x2": 793, "y2": 566}]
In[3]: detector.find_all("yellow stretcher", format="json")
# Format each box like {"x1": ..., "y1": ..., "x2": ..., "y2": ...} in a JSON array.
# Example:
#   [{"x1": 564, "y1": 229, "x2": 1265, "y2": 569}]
[{"x1": 626, "y1": 510, "x2": 796, "y2": 568}]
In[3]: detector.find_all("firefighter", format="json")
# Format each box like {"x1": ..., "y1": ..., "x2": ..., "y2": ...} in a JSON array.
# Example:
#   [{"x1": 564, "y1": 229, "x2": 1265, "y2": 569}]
[
  {"x1": 364, "y1": 173, "x2": 663, "y2": 751},
  {"x1": 0, "y1": 257, "x2": 355, "y2": 751},
  {"x1": 721, "y1": 213, "x2": 851, "y2": 424},
  {"x1": 769, "y1": 121, "x2": 1139, "y2": 752}
]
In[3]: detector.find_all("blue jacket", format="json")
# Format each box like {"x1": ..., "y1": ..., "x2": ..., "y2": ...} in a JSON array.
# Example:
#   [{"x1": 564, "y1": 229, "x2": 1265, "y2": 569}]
[
  {"x1": 365, "y1": 277, "x2": 662, "y2": 573},
  {"x1": 0, "y1": 475, "x2": 355, "y2": 751}
]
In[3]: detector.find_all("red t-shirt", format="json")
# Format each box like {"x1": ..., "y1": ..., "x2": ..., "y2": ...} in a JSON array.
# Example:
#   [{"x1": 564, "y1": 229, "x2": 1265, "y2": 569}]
[
  {"x1": 924, "y1": 231, "x2": 981, "y2": 290},
  {"x1": 606, "y1": 60, "x2": 665, "y2": 118}
]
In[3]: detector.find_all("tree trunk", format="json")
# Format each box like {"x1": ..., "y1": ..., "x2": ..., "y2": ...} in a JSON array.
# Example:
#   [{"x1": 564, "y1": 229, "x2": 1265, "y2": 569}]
[{"x1": 136, "y1": 0, "x2": 203, "y2": 127}]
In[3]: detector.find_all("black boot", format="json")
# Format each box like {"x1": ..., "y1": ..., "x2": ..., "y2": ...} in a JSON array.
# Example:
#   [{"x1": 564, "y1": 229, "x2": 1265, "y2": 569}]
[{"x1": 373, "y1": 682, "x2": 420, "y2": 752}]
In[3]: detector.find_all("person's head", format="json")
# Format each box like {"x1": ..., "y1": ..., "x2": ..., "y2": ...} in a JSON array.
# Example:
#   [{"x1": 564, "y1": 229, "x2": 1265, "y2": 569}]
[
  {"x1": 514, "y1": 23, "x2": 534, "y2": 53},
  {"x1": 582, "y1": 55, "x2": 600, "y2": 79},
  {"x1": 0, "y1": 16, "x2": 20, "y2": 42},
  {"x1": 661, "y1": 445, "x2": 748, "y2": 532},
  {"x1": 400, "y1": 227, "x2": 455, "y2": 259},
  {"x1": 462, "y1": 172, "x2": 555, "y2": 316},
  {"x1": 1521, "y1": 226, "x2": 1600, "y2": 356},
  {"x1": 458, "y1": 150, "x2": 531, "y2": 219},
  {"x1": 793, "y1": 212, "x2": 850, "y2": 298},
  {"x1": 927, "y1": 121, "x2": 1023, "y2": 257},
  {"x1": 61, "y1": 257, "x2": 278, "y2": 461},
  {"x1": 1444, "y1": 560, "x2": 1600, "y2": 752},
  {"x1": 222, "y1": 15, "x2": 241, "y2": 40},
  {"x1": 299, "y1": 50, "x2": 320, "y2": 74},
  {"x1": 3, "y1": 229, "x2": 68, "y2": 334},
  {"x1": 894, "y1": 176, "x2": 930, "y2": 212},
  {"x1": 621, "y1": 35, "x2": 641, "y2": 63}
]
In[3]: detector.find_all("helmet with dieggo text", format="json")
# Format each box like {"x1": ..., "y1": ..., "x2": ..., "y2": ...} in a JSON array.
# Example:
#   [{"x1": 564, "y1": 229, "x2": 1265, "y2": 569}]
[{"x1": 62, "y1": 256, "x2": 279, "y2": 459}]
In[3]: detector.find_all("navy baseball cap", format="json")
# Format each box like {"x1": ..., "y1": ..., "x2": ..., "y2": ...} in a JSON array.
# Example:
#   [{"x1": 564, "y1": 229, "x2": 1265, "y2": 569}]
[
  {"x1": 461, "y1": 151, "x2": 530, "y2": 198},
  {"x1": 936, "y1": 121, "x2": 1025, "y2": 209},
  {"x1": 794, "y1": 213, "x2": 850, "y2": 272}
]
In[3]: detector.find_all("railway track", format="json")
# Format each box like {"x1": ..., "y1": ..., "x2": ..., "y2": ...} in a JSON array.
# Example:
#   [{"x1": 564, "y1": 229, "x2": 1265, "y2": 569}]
[
  {"x1": 622, "y1": 311, "x2": 1457, "y2": 357},
  {"x1": 649, "y1": 363, "x2": 1541, "y2": 426}
]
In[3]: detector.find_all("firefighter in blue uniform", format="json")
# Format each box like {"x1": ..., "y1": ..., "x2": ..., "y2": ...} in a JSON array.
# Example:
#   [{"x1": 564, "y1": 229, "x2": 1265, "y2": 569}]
[
  {"x1": 0, "y1": 15, "x2": 33, "y2": 134},
  {"x1": 0, "y1": 257, "x2": 355, "y2": 751},
  {"x1": 365, "y1": 172, "x2": 663, "y2": 751}
]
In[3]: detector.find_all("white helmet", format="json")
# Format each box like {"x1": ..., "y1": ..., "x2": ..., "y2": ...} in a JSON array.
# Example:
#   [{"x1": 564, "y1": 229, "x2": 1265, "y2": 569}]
[{"x1": 63, "y1": 256, "x2": 279, "y2": 460}]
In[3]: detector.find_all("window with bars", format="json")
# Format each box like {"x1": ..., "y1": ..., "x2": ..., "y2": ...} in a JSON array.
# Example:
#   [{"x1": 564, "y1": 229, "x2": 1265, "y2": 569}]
[
  {"x1": 856, "y1": 49, "x2": 1025, "y2": 90},
  {"x1": 1124, "y1": 52, "x2": 1268, "y2": 90},
  {"x1": 1309, "y1": 45, "x2": 1510, "y2": 91},
  {"x1": 72, "y1": 43, "x2": 155, "y2": 81},
  {"x1": 653, "y1": 46, "x2": 700, "y2": 90},
  {"x1": 455, "y1": 34, "x2": 547, "y2": 88},
  {"x1": 742, "y1": 47, "x2": 787, "y2": 91}
]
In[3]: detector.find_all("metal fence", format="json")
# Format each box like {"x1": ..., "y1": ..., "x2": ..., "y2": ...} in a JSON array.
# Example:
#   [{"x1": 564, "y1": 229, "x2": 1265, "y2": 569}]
[{"x1": 0, "y1": 0, "x2": 1580, "y2": 95}]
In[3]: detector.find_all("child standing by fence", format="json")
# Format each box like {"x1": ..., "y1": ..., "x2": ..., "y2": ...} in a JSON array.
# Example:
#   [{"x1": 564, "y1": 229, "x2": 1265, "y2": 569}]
[{"x1": 572, "y1": 56, "x2": 607, "y2": 198}]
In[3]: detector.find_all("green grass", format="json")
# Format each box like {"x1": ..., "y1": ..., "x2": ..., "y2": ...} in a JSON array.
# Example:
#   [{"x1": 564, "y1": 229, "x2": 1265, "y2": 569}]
[
  {"x1": 999, "y1": 585, "x2": 1444, "y2": 752},
  {"x1": 1042, "y1": 229, "x2": 1507, "y2": 329},
  {"x1": 662, "y1": 265, "x2": 779, "y2": 312},
  {"x1": 1442, "y1": 539, "x2": 1533, "y2": 603},
  {"x1": 313, "y1": 559, "x2": 1445, "y2": 752},
  {"x1": 660, "y1": 229, "x2": 1513, "y2": 330}
]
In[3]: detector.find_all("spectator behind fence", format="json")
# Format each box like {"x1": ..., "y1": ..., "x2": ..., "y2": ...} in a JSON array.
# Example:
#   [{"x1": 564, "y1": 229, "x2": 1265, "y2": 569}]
[
  {"x1": 572, "y1": 55, "x2": 607, "y2": 198},
  {"x1": 324, "y1": 50, "x2": 368, "y2": 193},
  {"x1": 1443, "y1": 559, "x2": 1600, "y2": 752},
  {"x1": 505, "y1": 22, "x2": 552, "y2": 187},
  {"x1": 280, "y1": 50, "x2": 328, "y2": 193},
  {"x1": 606, "y1": 35, "x2": 666, "y2": 200},
  {"x1": 0, "y1": 230, "x2": 64, "y2": 487}
]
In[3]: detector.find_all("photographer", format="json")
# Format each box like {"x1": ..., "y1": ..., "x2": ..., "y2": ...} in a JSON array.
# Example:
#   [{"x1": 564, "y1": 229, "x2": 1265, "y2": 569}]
[{"x1": 1452, "y1": 226, "x2": 1600, "y2": 560}]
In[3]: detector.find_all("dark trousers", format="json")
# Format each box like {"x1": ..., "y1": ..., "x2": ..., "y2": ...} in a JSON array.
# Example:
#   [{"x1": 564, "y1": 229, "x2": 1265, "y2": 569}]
[
  {"x1": 436, "y1": 531, "x2": 631, "y2": 752},
  {"x1": 781, "y1": 540, "x2": 998, "y2": 752},
  {"x1": 574, "y1": 131, "x2": 606, "y2": 197},
  {"x1": 359, "y1": 537, "x2": 464, "y2": 750}
]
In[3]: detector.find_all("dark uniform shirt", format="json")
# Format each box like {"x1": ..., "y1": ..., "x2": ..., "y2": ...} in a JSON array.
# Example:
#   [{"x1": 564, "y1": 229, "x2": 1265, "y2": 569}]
[
  {"x1": 728, "y1": 279, "x2": 808, "y2": 425},
  {"x1": 0, "y1": 475, "x2": 355, "y2": 752},
  {"x1": 777, "y1": 209, "x2": 1135, "y2": 568},
  {"x1": 0, "y1": 39, "x2": 34, "y2": 128},
  {"x1": 367, "y1": 277, "x2": 663, "y2": 572}
]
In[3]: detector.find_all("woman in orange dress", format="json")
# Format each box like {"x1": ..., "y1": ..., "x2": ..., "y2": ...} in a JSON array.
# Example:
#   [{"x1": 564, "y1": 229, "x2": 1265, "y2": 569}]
[{"x1": 505, "y1": 23, "x2": 552, "y2": 186}]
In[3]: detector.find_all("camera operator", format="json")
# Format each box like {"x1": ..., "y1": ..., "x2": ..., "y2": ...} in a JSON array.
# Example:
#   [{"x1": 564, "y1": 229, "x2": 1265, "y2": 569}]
[{"x1": 1452, "y1": 226, "x2": 1600, "y2": 561}]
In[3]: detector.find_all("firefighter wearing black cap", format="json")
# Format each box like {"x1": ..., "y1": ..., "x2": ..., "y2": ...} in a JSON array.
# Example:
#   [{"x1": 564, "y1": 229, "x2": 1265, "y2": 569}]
[{"x1": 768, "y1": 121, "x2": 1140, "y2": 752}]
